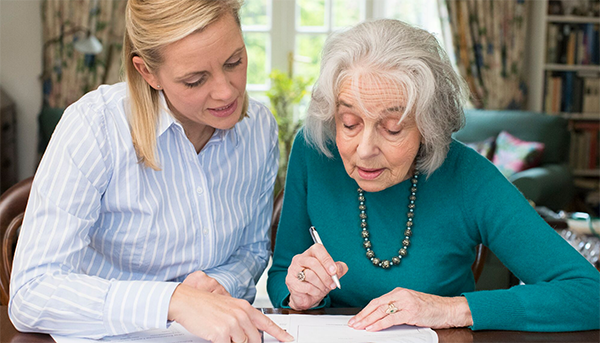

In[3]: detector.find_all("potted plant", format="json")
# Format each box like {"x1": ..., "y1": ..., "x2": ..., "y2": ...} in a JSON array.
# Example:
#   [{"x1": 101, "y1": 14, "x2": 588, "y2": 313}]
[{"x1": 266, "y1": 69, "x2": 313, "y2": 195}]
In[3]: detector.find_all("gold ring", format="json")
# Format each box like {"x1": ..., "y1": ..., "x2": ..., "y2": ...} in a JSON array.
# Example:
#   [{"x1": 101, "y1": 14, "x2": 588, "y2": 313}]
[
  {"x1": 231, "y1": 336, "x2": 248, "y2": 343},
  {"x1": 297, "y1": 268, "x2": 306, "y2": 282},
  {"x1": 385, "y1": 302, "x2": 398, "y2": 314}
]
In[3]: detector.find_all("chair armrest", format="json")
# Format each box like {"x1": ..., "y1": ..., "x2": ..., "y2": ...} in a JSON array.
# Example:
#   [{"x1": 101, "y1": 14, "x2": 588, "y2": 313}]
[{"x1": 509, "y1": 164, "x2": 574, "y2": 211}]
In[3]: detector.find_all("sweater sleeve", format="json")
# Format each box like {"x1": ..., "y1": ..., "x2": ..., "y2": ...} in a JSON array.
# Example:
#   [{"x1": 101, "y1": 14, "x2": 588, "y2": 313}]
[
  {"x1": 458, "y1": 148, "x2": 600, "y2": 331},
  {"x1": 267, "y1": 131, "x2": 332, "y2": 308}
]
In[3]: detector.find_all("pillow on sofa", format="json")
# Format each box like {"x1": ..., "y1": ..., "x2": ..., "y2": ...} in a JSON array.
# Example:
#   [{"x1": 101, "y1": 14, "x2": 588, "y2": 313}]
[
  {"x1": 465, "y1": 136, "x2": 496, "y2": 160},
  {"x1": 493, "y1": 131, "x2": 545, "y2": 178}
]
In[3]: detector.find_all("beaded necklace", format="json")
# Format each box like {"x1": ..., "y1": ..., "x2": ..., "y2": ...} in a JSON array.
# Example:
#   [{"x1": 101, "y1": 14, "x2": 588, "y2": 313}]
[{"x1": 358, "y1": 170, "x2": 420, "y2": 269}]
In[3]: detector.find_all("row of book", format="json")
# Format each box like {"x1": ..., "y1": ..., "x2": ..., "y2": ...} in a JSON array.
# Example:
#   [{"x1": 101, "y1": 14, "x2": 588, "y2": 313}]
[
  {"x1": 569, "y1": 121, "x2": 599, "y2": 171},
  {"x1": 546, "y1": 23, "x2": 600, "y2": 65},
  {"x1": 544, "y1": 71, "x2": 600, "y2": 113}
]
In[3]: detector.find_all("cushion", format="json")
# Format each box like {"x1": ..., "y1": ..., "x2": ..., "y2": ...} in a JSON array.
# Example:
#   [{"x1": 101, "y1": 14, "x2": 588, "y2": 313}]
[
  {"x1": 493, "y1": 131, "x2": 545, "y2": 178},
  {"x1": 465, "y1": 136, "x2": 496, "y2": 160}
]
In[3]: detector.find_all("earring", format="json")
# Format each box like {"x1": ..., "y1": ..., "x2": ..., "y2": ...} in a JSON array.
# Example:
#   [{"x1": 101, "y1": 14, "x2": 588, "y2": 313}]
[{"x1": 156, "y1": 85, "x2": 161, "y2": 89}]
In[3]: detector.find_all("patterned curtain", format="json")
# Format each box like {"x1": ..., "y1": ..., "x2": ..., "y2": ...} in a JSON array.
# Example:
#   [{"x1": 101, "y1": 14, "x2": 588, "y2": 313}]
[
  {"x1": 41, "y1": 0, "x2": 126, "y2": 109},
  {"x1": 446, "y1": 0, "x2": 529, "y2": 109}
]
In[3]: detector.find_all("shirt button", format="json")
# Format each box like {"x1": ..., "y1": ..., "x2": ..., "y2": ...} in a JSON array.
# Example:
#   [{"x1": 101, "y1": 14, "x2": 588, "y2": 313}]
[{"x1": 196, "y1": 187, "x2": 203, "y2": 195}]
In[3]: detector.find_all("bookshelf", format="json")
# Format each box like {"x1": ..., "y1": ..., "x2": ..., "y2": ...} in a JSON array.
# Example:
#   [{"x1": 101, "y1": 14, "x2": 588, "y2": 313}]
[{"x1": 528, "y1": 0, "x2": 599, "y2": 214}]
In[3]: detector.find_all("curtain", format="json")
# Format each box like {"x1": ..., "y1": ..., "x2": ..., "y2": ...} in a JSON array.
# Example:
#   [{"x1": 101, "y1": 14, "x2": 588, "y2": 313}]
[
  {"x1": 41, "y1": 0, "x2": 126, "y2": 109},
  {"x1": 446, "y1": 0, "x2": 529, "y2": 109}
]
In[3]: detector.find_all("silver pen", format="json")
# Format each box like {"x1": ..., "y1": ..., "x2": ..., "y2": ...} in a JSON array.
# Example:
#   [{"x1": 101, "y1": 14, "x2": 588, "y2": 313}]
[{"x1": 309, "y1": 226, "x2": 342, "y2": 289}]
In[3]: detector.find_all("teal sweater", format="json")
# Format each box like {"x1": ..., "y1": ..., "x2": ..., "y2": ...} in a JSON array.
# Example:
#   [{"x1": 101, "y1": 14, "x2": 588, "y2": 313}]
[{"x1": 267, "y1": 130, "x2": 600, "y2": 331}]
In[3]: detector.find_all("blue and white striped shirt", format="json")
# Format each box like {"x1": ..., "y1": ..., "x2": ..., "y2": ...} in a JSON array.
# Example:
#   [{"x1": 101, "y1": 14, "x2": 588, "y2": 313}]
[{"x1": 9, "y1": 82, "x2": 278, "y2": 338}]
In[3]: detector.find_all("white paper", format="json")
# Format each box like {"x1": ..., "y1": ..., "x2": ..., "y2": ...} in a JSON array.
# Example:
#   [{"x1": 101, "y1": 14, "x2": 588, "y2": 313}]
[
  {"x1": 264, "y1": 314, "x2": 438, "y2": 343},
  {"x1": 51, "y1": 323, "x2": 208, "y2": 343},
  {"x1": 51, "y1": 315, "x2": 437, "y2": 343}
]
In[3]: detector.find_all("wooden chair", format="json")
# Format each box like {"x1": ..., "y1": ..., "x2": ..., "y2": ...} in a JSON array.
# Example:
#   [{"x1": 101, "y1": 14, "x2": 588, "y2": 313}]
[
  {"x1": 0, "y1": 177, "x2": 33, "y2": 305},
  {"x1": 269, "y1": 187, "x2": 488, "y2": 283}
]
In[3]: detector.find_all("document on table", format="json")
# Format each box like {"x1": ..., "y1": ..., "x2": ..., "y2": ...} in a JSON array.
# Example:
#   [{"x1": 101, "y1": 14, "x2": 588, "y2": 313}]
[
  {"x1": 51, "y1": 323, "x2": 208, "y2": 343},
  {"x1": 51, "y1": 314, "x2": 437, "y2": 343},
  {"x1": 264, "y1": 314, "x2": 438, "y2": 343}
]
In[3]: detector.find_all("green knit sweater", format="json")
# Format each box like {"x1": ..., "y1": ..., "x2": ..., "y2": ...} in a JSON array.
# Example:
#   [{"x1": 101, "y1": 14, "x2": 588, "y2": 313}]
[{"x1": 267, "y1": 130, "x2": 600, "y2": 331}]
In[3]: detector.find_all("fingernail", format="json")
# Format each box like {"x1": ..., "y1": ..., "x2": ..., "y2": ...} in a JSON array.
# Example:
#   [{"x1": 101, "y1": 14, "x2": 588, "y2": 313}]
[
  {"x1": 366, "y1": 325, "x2": 373, "y2": 331},
  {"x1": 348, "y1": 318, "x2": 355, "y2": 326},
  {"x1": 329, "y1": 265, "x2": 336, "y2": 274},
  {"x1": 353, "y1": 321, "x2": 362, "y2": 328},
  {"x1": 285, "y1": 332, "x2": 294, "y2": 341},
  {"x1": 330, "y1": 283, "x2": 336, "y2": 290}
]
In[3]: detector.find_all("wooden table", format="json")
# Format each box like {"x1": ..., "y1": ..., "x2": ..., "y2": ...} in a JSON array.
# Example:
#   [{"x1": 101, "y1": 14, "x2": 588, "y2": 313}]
[{"x1": 2, "y1": 306, "x2": 598, "y2": 342}]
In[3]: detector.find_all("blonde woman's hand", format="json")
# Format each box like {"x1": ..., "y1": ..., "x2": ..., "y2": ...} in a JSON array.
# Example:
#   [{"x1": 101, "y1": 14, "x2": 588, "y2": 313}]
[
  {"x1": 182, "y1": 271, "x2": 230, "y2": 296},
  {"x1": 348, "y1": 287, "x2": 473, "y2": 331},
  {"x1": 286, "y1": 244, "x2": 348, "y2": 310},
  {"x1": 168, "y1": 284, "x2": 294, "y2": 343}
]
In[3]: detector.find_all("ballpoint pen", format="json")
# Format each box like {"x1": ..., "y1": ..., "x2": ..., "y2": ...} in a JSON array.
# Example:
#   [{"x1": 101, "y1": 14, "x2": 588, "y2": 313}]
[{"x1": 309, "y1": 226, "x2": 342, "y2": 289}]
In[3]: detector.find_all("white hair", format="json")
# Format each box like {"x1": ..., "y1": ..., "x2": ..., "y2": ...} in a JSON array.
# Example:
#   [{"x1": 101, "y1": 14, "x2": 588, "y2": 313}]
[{"x1": 305, "y1": 19, "x2": 469, "y2": 175}]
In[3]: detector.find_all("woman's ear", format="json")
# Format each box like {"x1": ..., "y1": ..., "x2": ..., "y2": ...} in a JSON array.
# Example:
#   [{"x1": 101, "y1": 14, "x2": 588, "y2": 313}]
[{"x1": 132, "y1": 56, "x2": 160, "y2": 90}]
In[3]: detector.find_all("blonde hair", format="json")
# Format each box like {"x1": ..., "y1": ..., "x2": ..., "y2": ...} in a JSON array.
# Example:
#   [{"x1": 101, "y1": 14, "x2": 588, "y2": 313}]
[
  {"x1": 306, "y1": 19, "x2": 469, "y2": 175},
  {"x1": 123, "y1": 0, "x2": 247, "y2": 170}
]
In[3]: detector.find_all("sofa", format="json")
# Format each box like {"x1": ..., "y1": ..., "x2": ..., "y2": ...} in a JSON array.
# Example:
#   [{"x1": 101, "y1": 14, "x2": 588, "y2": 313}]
[
  {"x1": 453, "y1": 109, "x2": 574, "y2": 212},
  {"x1": 453, "y1": 109, "x2": 575, "y2": 290}
]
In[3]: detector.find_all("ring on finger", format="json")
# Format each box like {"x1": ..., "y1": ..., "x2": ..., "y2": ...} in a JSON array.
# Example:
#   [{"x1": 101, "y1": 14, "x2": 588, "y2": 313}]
[
  {"x1": 231, "y1": 336, "x2": 248, "y2": 343},
  {"x1": 297, "y1": 268, "x2": 306, "y2": 282},
  {"x1": 385, "y1": 302, "x2": 398, "y2": 314}
]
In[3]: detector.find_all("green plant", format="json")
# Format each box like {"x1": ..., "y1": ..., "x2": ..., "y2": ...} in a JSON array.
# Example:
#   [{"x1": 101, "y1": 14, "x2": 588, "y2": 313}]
[{"x1": 266, "y1": 69, "x2": 313, "y2": 195}]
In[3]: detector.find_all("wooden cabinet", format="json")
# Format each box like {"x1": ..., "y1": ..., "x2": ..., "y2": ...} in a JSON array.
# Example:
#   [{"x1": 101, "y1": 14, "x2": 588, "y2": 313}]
[{"x1": 0, "y1": 88, "x2": 17, "y2": 194}]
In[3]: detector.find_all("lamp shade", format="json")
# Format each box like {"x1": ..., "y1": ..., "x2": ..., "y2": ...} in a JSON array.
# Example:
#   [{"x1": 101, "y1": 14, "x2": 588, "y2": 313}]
[{"x1": 74, "y1": 35, "x2": 103, "y2": 54}]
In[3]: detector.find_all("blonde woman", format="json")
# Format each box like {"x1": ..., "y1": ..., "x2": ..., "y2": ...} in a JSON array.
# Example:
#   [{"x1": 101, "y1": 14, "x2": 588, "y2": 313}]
[{"x1": 9, "y1": 1, "x2": 292, "y2": 342}]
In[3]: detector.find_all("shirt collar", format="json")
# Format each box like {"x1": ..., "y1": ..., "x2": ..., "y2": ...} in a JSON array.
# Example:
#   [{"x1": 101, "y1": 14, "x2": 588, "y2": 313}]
[{"x1": 156, "y1": 91, "x2": 240, "y2": 147}]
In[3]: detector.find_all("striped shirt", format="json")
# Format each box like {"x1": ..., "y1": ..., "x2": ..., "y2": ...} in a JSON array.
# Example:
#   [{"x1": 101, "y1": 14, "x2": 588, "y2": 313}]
[{"x1": 9, "y1": 82, "x2": 278, "y2": 338}]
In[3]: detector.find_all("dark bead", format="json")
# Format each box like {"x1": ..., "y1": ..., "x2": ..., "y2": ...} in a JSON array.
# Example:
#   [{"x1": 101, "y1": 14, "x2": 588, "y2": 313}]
[
  {"x1": 360, "y1": 213, "x2": 367, "y2": 219},
  {"x1": 358, "y1": 196, "x2": 365, "y2": 202},
  {"x1": 409, "y1": 195, "x2": 416, "y2": 201},
  {"x1": 359, "y1": 205, "x2": 366, "y2": 210},
  {"x1": 361, "y1": 222, "x2": 367, "y2": 228},
  {"x1": 357, "y1": 188, "x2": 363, "y2": 192},
  {"x1": 407, "y1": 212, "x2": 414, "y2": 218},
  {"x1": 381, "y1": 260, "x2": 390, "y2": 269},
  {"x1": 399, "y1": 248, "x2": 408, "y2": 256},
  {"x1": 402, "y1": 239, "x2": 410, "y2": 246},
  {"x1": 411, "y1": 178, "x2": 418, "y2": 184},
  {"x1": 411, "y1": 187, "x2": 417, "y2": 192},
  {"x1": 366, "y1": 250, "x2": 375, "y2": 258},
  {"x1": 406, "y1": 221, "x2": 413, "y2": 227},
  {"x1": 408, "y1": 204, "x2": 415, "y2": 209},
  {"x1": 372, "y1": 258, "x2": 380, "y2": 266},
  {"x1": 361, "y1": 230, "x2": 370, "y2": 238},
  {"x1": 363, "y1": 241, "x2": 372, "y2": 248},
  {"x1": 404, "y1": 229, "x2": 412, "y2": 236},
  {"x1": 392, "y1": 256, "x2": 401, "y2": 264}
]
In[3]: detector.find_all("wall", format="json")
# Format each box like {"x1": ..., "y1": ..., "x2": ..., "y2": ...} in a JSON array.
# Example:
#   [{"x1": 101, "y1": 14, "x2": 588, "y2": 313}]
[{"x1": 0, "y1": 0, "x2": 43, "y2": 181}]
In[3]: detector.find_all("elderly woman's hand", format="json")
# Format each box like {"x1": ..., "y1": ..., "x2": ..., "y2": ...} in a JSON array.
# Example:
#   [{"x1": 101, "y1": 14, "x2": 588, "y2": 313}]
[
  {"x1": 348, "y1": 287, "x2": 473, "y2": 331},
  {"x1": 182, "y1": 270, "x2": 230, "y2": 296},
  {"x1": 285, "y1": 244, "x2": 348, "y2": 310}
]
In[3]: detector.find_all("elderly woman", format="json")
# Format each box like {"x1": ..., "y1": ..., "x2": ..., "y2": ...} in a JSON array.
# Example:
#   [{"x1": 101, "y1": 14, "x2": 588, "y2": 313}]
[
  {"x1": 10, "y1": 1, "x2": 292, "y2": 343},
  {"x1": 267, "y1": 19, "x2": 599, "y2": 332}
]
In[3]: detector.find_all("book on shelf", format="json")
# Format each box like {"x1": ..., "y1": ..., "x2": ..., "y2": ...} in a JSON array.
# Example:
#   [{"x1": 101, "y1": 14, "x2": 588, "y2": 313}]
[
  {"x1": 546, "y1": 23, "x2": 599, "y2": 65},
  {"x1": 544, "y1": 70, "x2": 600, "y2": 114},
  {"x1": 570, "y1": 121, "x2": 600, "y2": 171},
  {"x1": 582, "y1": 77, "x2": 600, "y2": 113}
]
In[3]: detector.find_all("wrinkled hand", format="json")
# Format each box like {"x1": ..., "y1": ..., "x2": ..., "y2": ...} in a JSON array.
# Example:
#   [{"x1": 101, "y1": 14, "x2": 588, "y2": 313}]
[
  {"x1": 182, "y1": 271, "x2": 230, "y2": 296},
  {"x1": 286, "y1": 244, "x2": 348, "y2": 310},
  {"x1": 348, "y1": 287, "x2": 473, "y2": 331},
  {"x1": 169, "y1": 284, "x2": 294, "y2": 343}
]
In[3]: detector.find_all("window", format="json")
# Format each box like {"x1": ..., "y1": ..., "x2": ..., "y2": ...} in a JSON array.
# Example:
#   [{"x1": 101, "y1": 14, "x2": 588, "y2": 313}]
[{"x1": 241, "y1": 0, "x2": 450, "y2": 102}]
